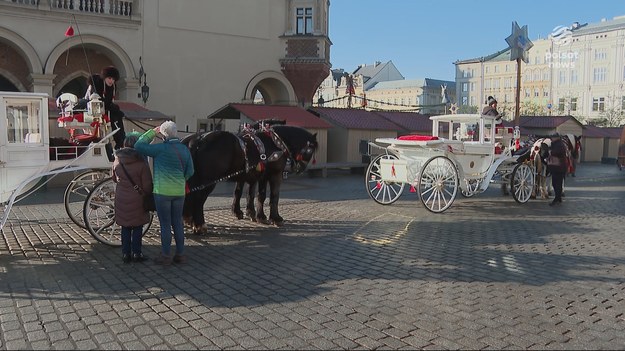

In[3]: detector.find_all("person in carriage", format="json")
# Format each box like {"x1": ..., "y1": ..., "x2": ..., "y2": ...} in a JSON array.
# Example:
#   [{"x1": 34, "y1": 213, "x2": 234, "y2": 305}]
[
  {"x1": 84, "y1": 66, "x2": 126, "y2": 149},
  {"x1": 482, "y1": 96, "x2": 503, "y2": 123}
]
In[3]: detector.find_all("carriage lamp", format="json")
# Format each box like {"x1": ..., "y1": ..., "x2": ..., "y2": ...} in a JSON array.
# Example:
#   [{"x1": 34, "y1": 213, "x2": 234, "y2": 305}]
[
  {"x1": 141, "y1": 81, "x2": 150, "y2": 104},
  {"x1": 88, "y1": 93, "x2": 103, "y2": 117}
]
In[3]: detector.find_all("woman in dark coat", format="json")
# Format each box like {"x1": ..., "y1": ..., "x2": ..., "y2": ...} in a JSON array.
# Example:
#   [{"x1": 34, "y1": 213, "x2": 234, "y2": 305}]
[
  {"x1": 111, "y1": 132, "x2": 153, "y2": 263},
  {"x1": 547, "y1": 133, "x2": 568, "y2": 206}
]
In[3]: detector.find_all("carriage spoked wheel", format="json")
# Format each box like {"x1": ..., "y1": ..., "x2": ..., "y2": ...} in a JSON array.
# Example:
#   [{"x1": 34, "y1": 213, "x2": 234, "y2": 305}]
[
  {"x1": 365, "y1": 154, "x2": 405, "y2": 205},
  {"x1": 510, "y1": 162, "x2": 534, "y2": 204},
  {"x1": 64, "y1": 170, "x2": 109, "y2": 229},
  {"x1": 82, "y1": 177, "x2": 154, "y2": 246},
  {"x1": 418, "y1": 156, "x2": 459, "y2": 213},
  {"x1": 460, "y1": 179, "x2": 481, "y2": 198}
]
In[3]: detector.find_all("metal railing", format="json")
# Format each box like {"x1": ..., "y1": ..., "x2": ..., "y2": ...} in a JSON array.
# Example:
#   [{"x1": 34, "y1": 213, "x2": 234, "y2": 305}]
[
  {"x1": 3, "y1": 0, "x2": 134, "y2": 18},
  {"x1": 51, "y1": 0, "x2": 132, "y2": 17}
]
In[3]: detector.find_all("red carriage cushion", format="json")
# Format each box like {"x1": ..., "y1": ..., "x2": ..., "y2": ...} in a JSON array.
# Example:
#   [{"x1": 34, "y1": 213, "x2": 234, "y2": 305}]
[{"x1": 397, "y1": 135, "x2": 439, "y2": 141}]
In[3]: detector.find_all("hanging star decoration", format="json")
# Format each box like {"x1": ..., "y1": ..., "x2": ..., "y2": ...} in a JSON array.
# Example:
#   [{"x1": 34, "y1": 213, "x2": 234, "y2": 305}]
[
  {"x1": 449, "y1": 103, "x2": 458, "y2": 114},
  {"x1": 505, "y1": 21, "x2": 533, "y2": 63}
]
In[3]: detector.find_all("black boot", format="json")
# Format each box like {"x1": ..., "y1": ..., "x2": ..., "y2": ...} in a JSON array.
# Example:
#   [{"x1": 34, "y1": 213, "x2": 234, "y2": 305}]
[{"x1": 132, "y1": 253, "x2": 148, "y2": 263}]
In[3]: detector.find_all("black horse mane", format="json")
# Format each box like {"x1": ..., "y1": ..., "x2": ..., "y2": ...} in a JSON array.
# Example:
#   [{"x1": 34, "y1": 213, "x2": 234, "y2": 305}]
[{"x1": 250, "y1": 119, "x2": 286, "y2": 129}]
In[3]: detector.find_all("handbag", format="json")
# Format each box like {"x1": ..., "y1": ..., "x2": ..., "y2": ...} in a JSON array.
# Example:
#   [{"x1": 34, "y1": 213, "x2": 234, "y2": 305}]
[
  {"x1": 547, "y1": 154, "x2": 561, "y2": 167},
  {"x1": 119, "y1": 161, "x2": 155, "y2": 212}
]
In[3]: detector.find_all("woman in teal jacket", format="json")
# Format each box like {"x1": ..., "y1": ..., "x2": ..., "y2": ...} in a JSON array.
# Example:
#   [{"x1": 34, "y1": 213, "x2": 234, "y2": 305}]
[{"x1": 135, "y1": 121, "x2": 194, "y2": 265}]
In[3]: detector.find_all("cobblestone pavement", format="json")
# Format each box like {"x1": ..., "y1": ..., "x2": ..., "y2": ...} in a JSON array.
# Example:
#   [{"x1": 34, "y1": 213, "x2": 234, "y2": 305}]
[{"x1": 1, "y1": 163, "x2": 625, "y2": 350}]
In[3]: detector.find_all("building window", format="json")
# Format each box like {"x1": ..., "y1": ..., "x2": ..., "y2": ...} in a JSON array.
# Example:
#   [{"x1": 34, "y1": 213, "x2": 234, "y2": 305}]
[
  {"x1": 559, "y1": 71, "x2": 566, "y2": 85},
  {"x1": 471, "y1": 82, "x2": 475, "y2": 91},
  {"x1": 534, "y1": 88, "x2": 539, "y2": 97},
  {"x1": 470, "y1": 96, "x2": 475, "y2": 105},
  {"x1": 622, "y1": 96, "x2": 625, "y2": 110},
  {"x1": 593, "y1": 67, "x2": 607, "y2": 83},
  {"x1": 594, "y1": 48, "x2": 607, "y2": 60},
  {"x1": 462, "y1": 82, "x2": 468, "y2": 92},
  {"x1": 462, "y1": 96, "x2": 468, "y2": 105},
  {"x1": 525, "y1": 89, "x2": 530, "y2": 98},
  {"x1": 570, "y1": 70, "x2": 578, "y2": 84},
  {"x1": 494, "y1": 66, "x2": 498, "y2": 73},
  {"x1": 571, "y1": 97, "x2": 577, "y2": 111},
  {"x1": 592, "y1": 97, "x2": 605, "y2": 111},
  {"x1": 543, "y1": 69, "x2": 550, "y2": 81},
  {"x1": 558, "y1": 98, "x2": 565, "y2": 111},
  {"x1": 296, "y1": 7, "x2": 313, "y2": 34}
]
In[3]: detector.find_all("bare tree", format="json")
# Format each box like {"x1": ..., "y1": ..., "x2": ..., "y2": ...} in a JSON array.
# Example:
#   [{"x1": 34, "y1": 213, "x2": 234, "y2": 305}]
[{"x1": 593, "y1": 95, "x2": 625, "y2": 127}]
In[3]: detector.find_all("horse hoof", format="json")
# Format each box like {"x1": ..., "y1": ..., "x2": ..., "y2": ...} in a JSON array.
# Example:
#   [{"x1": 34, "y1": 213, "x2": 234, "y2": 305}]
[
  {"x1": 273, "y1": 220, "x2": 284, "y2": 227},
  {"x1": 234, "y1": 213, "x2": 243, "y2": 220}
]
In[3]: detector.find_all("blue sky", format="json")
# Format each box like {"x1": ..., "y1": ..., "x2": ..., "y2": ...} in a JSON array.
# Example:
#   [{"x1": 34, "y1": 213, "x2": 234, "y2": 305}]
[{"x1": 329, "y1": 0, "x2": 625, "y2": 81}]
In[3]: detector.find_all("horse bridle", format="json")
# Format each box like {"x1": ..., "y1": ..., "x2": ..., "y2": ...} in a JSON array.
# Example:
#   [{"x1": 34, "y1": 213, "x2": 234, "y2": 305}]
[{"x1": 270, "y1": 131, "x2": 316, "y2": 174}]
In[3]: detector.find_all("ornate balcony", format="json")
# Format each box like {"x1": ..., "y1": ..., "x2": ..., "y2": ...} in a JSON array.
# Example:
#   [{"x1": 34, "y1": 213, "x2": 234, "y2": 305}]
[{"x1": 2, "y1": 0, "x2": 137, "y2": 19}]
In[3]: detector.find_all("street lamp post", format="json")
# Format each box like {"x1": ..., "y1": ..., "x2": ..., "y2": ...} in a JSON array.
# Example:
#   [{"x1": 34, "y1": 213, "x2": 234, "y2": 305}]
[{"x1": 138, "y1": 56, "x2": 149, "y2": 105}]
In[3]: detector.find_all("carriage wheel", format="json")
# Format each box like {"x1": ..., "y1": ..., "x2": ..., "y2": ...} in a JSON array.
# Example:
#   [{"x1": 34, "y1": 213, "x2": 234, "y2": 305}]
[
  {"x1": 83, "y1": 178, "x2": 154, "y2": 247},
  {"x1": 418, "y1": 156, "x2": 458, "y2": 213},
  {"x1": 460, "y1": 179, "x2": 481, "y2": 198},
  {"x1": 510, "y1": 163, "x2": 534, "y2": 204},
  {"x1": 64, "y1": 170, "x2": 109, "y2": 229},
  {"x1": 365, "y1": 154, "x2": 405, "y2": 205}
]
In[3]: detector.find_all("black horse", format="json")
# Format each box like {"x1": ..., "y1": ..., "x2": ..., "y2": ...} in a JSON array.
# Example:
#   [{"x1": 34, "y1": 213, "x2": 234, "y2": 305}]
[
  {"x1": 182, "y1": 125, "x2": 318, "y2": 234},
  {"x1": 233, "y1": 123, "x2": 317, "y2": 225}
]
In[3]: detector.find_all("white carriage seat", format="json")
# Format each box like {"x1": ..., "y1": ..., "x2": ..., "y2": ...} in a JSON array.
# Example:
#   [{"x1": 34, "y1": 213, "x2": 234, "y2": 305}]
[
  {"x1": 56, "y1": 92, "x2": 101, "y2": 129},
  {"x1": 56, "y1": 93, "x2": 78, "y2": 117},
  {"x1": 24, "y1": 132, "x2": 41, "y2": 143}
]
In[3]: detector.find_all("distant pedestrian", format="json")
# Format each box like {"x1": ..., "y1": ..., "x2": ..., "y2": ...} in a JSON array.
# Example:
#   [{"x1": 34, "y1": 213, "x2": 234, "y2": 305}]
[
  {"x1": 135, "y1": 121, "x2": 194, "y2": 265},
  {"x1": 547, "y1": 133, "x2": 567, "y2": 206}
]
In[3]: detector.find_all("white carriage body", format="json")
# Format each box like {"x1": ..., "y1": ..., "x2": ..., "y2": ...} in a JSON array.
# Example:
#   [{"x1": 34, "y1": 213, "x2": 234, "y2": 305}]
[
  {"x1": 366, "y1": 113, "x2": 533, "y2": 212},
  {"x1": 374, "y1": 114, "x2": 516, "y2": 184},
  {"x1": 1, "y1": 91, "x2": 117, "y2": 231}
]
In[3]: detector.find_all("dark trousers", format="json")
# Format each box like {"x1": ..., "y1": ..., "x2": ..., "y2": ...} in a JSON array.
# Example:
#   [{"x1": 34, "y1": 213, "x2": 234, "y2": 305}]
[
  {"x1": 551, "y1": 170, "x2": 565, "y2": 201},
  {"x1": 121, "y1": 225, "x2": 143, "y2": 255},
  {"x1": 109, "y1": 109, "x2": 126, "y2": 149}
]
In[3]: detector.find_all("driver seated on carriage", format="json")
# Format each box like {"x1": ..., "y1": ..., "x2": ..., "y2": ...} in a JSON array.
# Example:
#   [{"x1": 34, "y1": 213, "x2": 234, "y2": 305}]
[
  {"x1": 56, "y1": 66, "x2": 126, "y2": 149},
  {"x1": 84, "y1": 66, "x2": 126, "y2": 149}
]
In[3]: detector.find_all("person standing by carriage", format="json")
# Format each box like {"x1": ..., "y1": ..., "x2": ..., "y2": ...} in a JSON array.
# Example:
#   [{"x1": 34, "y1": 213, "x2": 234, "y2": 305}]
[
  {"x1": 482, "y1": 96, "x2": 503, "y2": 123},
  {"x1": 135, "y1": 121, "x2": 194, "y2": 265},
  {"x1": 547, "y1": 133, "x2": 567, "y2": 206},
  {"x1": 85, "y1": 66, "x2": 126, "y2": 149},
  {"x1": 111, "y1": 132, "x2": 153, "y2": 263}
]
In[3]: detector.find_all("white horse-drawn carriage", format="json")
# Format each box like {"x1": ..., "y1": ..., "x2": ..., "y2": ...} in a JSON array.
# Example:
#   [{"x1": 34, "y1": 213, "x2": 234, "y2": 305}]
[
  {"x1": 366, "y1": 113, "x2": 535, "y2": 212},
  {"x1": 0, "y1": 91, "x2": 151, "y2": 245}
]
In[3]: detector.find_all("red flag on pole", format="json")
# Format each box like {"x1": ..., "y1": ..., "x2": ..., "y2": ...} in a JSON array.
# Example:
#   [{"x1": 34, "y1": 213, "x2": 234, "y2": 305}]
[{"x1": 65, "y1": 25, "x2": 75, "y2": 37}]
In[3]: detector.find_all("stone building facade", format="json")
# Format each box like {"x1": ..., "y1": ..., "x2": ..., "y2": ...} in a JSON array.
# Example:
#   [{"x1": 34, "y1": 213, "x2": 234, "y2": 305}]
[{"x1": 0, "y1": 0, "x2": 331, "y2": 132}]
